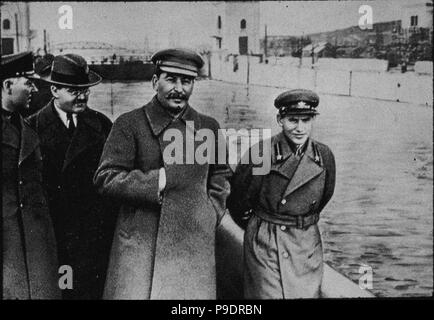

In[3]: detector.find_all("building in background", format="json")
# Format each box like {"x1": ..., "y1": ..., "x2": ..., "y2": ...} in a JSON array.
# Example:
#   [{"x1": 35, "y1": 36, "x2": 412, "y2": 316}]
[
  {"x1": 259, "y1": 5, "x2": 432, "y2": 66},
  {"x1": 302, "y1": 42, "x2": 337, "y2": 62},
  {"x1": 261, "y1": 20, "x2": 403, "y2": 59},
  {"x1": 257, "y1": 1, "x2": 432, "y2": 65},
  {"x1": 211, "y1": 1, "x2": 260, "y2": 55},
  {"x1": 4, "y1": 1, "x2": 431, "y2": 73},
  {"x1": 259, "y1": 35, "x2": 308, "y2": 57},
  {"x1": 401, "y1": 1, "x2": 433, "y2": 30},
  {"x1": 0, "y1": 2, "x2": 36, "y2": 54},
  {"x1": 401, "y1": 1, "x2": 433, "y2": 45}
]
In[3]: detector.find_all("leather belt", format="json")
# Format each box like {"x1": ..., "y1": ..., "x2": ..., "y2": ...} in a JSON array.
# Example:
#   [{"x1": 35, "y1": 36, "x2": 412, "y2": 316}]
[{"x1": 253, "y1": 204, "x2": 320, "y2": 230}]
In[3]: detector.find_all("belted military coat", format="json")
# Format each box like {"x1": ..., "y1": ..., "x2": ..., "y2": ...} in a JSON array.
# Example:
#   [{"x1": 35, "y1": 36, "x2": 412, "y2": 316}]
[
  {"x1": 228, "y1": 132, "x2": 336, "y2": 299},
  {"x1": 2, "y1": 112, "x2": 60, "y2": 299},
  {"x1": 94, "y1": 96, "x2": 232, "y2": 299}
]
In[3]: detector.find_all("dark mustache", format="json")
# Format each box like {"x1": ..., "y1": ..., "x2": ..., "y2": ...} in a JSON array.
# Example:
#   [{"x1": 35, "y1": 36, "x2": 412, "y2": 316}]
[
  {"x1": 74, "y1": 99, "x2": 88, "y2": 104},
  {"x1": 166, "y1": 92, "x2": 186, "y2": 100}
]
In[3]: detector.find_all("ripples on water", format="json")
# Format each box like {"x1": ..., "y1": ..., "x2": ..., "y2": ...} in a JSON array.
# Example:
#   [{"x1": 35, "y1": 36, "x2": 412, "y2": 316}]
[{"x1": 89, "y1": 80, "x2": 433, "y2": 297}]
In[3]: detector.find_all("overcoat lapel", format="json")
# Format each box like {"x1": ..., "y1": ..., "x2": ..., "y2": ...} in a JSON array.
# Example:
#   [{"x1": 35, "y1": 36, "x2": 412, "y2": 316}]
[
  {"x1": 18, "y1": 117, "x2": 39, "y2": 166},
  {"x1": 2, "y1": 113, "x2": 39, "y2": 165},
  {"x1": 282, "y1": 140, "x2": 324, "y2": 197},
  {"x1": 34, "y1": 101, "x2": 103, "y2": 172},
  {"x1": 2, "y1": 115, "x2": 20, "y2": 149},
  {"x1": 144, "y1": 96, "x2": 203, "y2": 164},
  {"x1": 63, "y1": 111, "x2": 101, "y2": 171},
  {"x1": 144, "y1": 95, "x2": 203, "y2": 138},
  {"x1": 144, "y1": 96, "x2": 174, "y2": 137},
  {"x1": 270, "y1": 132, "x2": 297, "y2": 180},
  {"x1": 34, "y1": 101, "x2": 68, "y2": 146},
  {"x1": 180, "y1": 101, "x2": 202, "y2": 134}
]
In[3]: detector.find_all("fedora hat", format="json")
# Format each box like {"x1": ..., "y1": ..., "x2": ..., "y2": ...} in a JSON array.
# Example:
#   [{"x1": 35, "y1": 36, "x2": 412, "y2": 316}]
[{"x1": 42, "y1": 54, "x2": 102, "y2": 87}]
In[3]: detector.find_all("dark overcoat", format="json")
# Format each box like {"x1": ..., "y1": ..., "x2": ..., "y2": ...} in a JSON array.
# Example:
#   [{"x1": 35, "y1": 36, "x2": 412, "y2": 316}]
[
  {"x1": 2, "y1": 112, "x2": 60, "y2": 299},
  {"x1": 27, "y1": 101, "x2": 117, "y2": 299},
  {"x1": 94, "y1": 96, "x2": 232, "y2": 299},
  {"x1": 228, "y1": 132, "x2": 336, "y2": 299}
]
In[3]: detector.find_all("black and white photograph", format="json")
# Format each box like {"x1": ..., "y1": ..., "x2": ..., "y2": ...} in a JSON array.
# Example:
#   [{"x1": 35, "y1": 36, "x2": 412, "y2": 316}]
[{"x1": 1, "y1": 0, "x2": 432, "y2": 307}]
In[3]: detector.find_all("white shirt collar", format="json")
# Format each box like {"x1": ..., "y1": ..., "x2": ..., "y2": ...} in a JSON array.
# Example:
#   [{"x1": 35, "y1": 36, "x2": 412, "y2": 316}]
[{"x1": 53, "y1": 101, "x2": 77, "y2": 128}]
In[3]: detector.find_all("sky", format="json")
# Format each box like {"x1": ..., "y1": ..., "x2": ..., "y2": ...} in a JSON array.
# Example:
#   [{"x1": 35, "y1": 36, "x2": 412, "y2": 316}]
[{"x1": 28, "y1": 0, "x2": 415, "y2": 50}]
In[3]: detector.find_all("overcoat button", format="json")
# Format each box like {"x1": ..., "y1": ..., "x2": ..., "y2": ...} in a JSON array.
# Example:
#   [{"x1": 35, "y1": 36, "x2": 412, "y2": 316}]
[
  {"x1": 282, "y1": 252, "x2": 289, "y2": 258},
  {"x1": 20, "y1": 203, "x2": 24, "y2": 208},
  {"x1": 312, "y1": 200, "x2": 317, "y2": 204},
  {"x1": 280, "y1": 225, "x2": 287, "y2": 231},
  {"x1": 281, "y1": 199, "x2": 287, "y2": 205},
  {"x1": 19, "y1": 180, "x2": 23, "y2": 185}
]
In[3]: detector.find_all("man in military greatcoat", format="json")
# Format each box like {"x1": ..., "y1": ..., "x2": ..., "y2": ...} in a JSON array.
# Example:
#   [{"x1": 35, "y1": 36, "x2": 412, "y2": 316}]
[
  {"x1": 94, "y1": 48, "x2": 232, "y2": 299},
  {"x1": 2, "y1": 51, "x2": 60, "y2": 299},
  {"x1": 228, "y1": 89, "x2": 336, "y2": 299},
  {"x1": 23, "y1": 53, "x2": 55, "y2": 117}
]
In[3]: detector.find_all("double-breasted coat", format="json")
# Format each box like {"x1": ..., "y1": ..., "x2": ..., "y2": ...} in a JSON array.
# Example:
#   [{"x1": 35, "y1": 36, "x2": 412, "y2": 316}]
[
  {"x1": 94, "y1": 96, "x2": 232, "y2": 299},
  {"x1": 227, "y1": 132, "x2": 335, "y2": 299},
  {"x1": 27, "y1": 101, "x2": 117, "y2": 299},
  {"x1": 2, "y1": 111, "x2": 60, "y2": 299}
]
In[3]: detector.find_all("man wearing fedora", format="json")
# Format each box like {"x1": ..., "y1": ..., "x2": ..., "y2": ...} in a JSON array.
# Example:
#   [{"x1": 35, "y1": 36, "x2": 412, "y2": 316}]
[
  {"x1": 228, "y1": 89, "x2": 336, "y2": 299},
  {"x1": 2, "y1": 51, "x2": 60, "y2": 299},
  {"x1": 94, "y1": 48, "x2": 232, "y2": 299},
  {"x1": 27, "y1": 53, "x2": 117, "y2": 300}
]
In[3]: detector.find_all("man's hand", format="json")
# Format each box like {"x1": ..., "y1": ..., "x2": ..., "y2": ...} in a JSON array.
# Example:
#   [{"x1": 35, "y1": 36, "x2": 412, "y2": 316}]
[{"x1": 158, "y1": 167, "x2": 166, "y2": 203}]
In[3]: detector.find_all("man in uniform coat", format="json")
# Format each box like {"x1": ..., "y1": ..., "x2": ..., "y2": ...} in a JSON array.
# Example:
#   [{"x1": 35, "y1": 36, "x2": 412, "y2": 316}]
[
  {"x1": 2, "y1": 51, "x2": 60, "y2": 299},
  {"x1": 27, "y1": 54, "x2": 117, "y2": 299},
  {"x1": 23, "y1": 53, "x2": 55, "y2": 118},
  {"x1": 228, "y1": 89, "x2": 336, "y2": 299},
  {"x1": 94, "y1": 48, "x2": 232, "y2": 299}
]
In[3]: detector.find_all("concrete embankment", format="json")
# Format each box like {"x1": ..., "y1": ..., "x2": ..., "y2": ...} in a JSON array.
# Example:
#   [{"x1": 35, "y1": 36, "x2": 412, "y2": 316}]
[{"x1": 209, "y1": 54, "x2": 433, "y2": 106}]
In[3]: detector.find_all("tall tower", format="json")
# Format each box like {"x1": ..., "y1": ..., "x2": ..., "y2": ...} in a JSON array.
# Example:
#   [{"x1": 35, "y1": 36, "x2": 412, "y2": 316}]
[
  {"x1": 1, "y1": 2, "x2": 32, "y2": 54},
  {"x1": 224, "y1": 1, "x2": 260, "y2": 55},
  {"x1": 211, "y1": 1, "x2": 260, "y2": 55}
]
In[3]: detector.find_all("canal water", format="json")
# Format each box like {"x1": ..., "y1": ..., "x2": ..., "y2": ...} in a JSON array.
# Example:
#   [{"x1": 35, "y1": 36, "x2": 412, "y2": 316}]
[{"x1": 88, "y1": 79, "x2": 433, "y2": 297}]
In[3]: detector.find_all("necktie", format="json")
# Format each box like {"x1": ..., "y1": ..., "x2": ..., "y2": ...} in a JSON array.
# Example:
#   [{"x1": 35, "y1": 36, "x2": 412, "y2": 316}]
[{"x1": 66, "y1": 112, "x2": 75, "y2": 136}]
